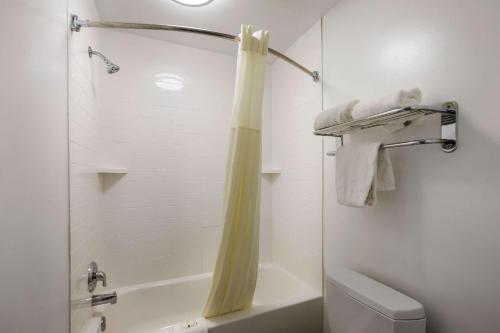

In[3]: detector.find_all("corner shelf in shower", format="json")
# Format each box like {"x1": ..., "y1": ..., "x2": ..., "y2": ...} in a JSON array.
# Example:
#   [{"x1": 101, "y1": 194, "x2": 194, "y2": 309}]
[
  {"x1": 314, "y1": 101, "x2": 458, "y2": 156},
  {"x1": 262, "y1": 167, "x2": 282, "y2": 175},
  {"x1": 96, "y1": 167, "x2": 128, "y2": 174}
]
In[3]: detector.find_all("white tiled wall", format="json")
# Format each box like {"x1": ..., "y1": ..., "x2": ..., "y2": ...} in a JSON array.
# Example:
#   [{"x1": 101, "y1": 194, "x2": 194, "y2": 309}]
[
  {"x1": 68, "y1": 1, "x2": 107, "y2": 332},
  {"x1": 270, "y1": 22, "x2": 323, "y2": 292},
  {"x1": 68, "y1": 10, "x2": 320, "y2": 332},
  {"x1": 69, "y1": 28, "x2": 273, "y2": 291}
]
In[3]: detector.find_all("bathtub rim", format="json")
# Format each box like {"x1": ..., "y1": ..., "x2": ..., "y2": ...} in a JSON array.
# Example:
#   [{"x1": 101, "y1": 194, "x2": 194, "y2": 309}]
[{"x1": 90, "y1": 262, "x2": 322, "y2": 331}]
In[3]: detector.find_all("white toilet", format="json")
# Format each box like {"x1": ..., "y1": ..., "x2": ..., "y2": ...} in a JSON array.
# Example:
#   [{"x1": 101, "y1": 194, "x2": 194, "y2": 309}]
[{"x1": 325, "y1": 267, "x2": 426, "y2": 333}]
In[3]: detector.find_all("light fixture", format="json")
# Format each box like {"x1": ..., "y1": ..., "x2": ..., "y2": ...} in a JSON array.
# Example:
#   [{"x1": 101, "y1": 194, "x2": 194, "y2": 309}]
[
  {"x1": 155, "y1": 73, "x2": 185, "y2": 91},
  {"x1": 171, "y1": 0, "x2": 215, "y2": 7}
]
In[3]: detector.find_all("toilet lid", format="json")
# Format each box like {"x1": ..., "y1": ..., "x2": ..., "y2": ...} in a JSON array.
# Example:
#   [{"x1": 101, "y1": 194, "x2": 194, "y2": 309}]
[{"x1": 326, "y1": 267, "x2": 425, "y2": 320}]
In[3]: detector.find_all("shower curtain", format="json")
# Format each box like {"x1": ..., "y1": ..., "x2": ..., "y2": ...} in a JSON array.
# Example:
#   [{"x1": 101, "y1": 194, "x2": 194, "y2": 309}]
[{"x1": 203, "y1": 25, "x2": 269, "y2": 318}]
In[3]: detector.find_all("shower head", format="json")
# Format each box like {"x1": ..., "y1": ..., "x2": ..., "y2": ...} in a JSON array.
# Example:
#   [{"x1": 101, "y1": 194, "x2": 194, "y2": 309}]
[
  {"x1": 88, "y1": 46, "x2": 120, "y2": 74},
  {"x1": 107, "y1": 63, "x2": 120, "y2": 74}
]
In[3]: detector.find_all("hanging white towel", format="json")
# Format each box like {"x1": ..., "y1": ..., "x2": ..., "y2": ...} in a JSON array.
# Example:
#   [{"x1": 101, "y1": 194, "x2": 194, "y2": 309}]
[
  {"x1": 351, "y1": 88, "x2": 423, "y2": 133},
  {"x1": 314, "y1": 100, "x2": 359, "y2": 130},
  {"x1": 335, "y1": 143, "x2": 395, "y2": 208}
]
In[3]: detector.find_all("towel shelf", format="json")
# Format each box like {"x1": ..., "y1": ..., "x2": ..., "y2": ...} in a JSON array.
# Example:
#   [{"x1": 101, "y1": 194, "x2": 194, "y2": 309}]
[{"x1": 315, "y1": 101, "x2": 458, "y2": 156}]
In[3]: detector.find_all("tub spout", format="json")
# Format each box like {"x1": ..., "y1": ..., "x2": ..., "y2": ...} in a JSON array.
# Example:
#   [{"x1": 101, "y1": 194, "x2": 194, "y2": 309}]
[{"x1": 91, "y1": 291, "x2": 117, "y2": 306}]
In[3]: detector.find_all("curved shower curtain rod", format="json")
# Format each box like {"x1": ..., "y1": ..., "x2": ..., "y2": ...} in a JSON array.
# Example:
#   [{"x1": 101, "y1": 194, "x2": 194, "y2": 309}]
[{"x1": 70, "y1": 15, "x2": 320, "y2": 82}]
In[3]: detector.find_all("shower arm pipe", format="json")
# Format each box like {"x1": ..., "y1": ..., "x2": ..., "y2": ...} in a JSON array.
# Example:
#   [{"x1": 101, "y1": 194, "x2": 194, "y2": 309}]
[
  {"x1": 71, "y1": 15, "x2": 320, "y2": 82},
  {"x1": 88, "y1": 47, "x2": 114, "y2": 68}
]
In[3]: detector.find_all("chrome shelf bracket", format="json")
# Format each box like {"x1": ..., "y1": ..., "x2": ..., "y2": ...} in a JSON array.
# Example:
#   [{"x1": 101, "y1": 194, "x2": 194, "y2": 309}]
[{"x1": 440, "y1": 101, "x2": 458, "y2": 153}]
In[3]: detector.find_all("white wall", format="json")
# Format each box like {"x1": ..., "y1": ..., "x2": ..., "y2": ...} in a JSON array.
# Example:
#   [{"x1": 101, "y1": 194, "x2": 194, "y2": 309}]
[
  {"x1": 75, "y1": 30, "x2": 273, "y2": 288},
  {"x1": 322, "y1": 1, "x2": 500, "y2": 332},
  {"x1": 271, "y1": 22, "x2": 323, "y2": 292},
  {"x1": 0, "y1": 1, "x2": 69, "y2": 332}
]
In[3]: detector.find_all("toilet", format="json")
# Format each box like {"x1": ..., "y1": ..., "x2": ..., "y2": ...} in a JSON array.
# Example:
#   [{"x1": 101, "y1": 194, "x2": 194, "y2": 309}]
[{"x1": 325, "y1": 267, "x2": 426, "y2": 333}]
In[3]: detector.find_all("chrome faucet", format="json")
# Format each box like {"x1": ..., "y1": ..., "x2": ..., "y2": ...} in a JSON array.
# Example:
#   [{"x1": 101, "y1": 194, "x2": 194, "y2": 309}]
[
  {"x1": 91, "y1": 291, "x2": 118, "y2": 306},
  {"x1": 86, "y1": 262, "x2": 117, "y2": 308},
  {"x1": 88, "y1": 262, "x2": 107, "y2": 292},
  {"x1": 94, "y1": 270, "x2": 107, "y2": 287}
]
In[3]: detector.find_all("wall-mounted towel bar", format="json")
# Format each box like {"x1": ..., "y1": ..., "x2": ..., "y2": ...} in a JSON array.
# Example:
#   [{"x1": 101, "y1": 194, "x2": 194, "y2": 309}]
[
  {"x1": 325, "y1": 139, "x2": 456, "y2": 156},
  {"x1": 315, "y1": 101, "x2": 458, "y2": 156}
]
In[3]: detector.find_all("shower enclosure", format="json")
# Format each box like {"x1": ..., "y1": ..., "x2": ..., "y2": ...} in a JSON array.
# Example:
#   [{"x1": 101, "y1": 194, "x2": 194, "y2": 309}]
[{"x1": 69, "y1": 3, "x2": 323, "y2": 333}]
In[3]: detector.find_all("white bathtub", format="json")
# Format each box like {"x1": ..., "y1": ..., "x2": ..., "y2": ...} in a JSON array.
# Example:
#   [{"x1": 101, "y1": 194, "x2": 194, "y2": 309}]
[{"x1": 85, "y1": 263, "x2": 322, "y2": 333}]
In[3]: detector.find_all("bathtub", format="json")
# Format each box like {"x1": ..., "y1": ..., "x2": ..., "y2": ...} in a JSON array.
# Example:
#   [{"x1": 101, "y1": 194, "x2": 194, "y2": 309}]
[{"x1": 84, "y1": 263, "x2": 322, "y2": 333}]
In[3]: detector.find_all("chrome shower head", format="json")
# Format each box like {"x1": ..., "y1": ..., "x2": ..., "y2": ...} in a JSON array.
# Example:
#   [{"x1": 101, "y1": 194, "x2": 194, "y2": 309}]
[
  {"x1": 107, "y1": 63, "x2": 120, "y2": 74},
  {"x1": 88, "y1": 46, "x2": 120, "y2": 74}
]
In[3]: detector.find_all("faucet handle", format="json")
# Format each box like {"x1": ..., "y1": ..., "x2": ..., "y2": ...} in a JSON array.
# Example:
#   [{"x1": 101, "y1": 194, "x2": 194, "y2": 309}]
[
  {"x1": 88, "y1": 262, "x2": 108, "y2": 292},
  {"x1": 95, "y1": 270, "x2": 107, "y2": 287}
]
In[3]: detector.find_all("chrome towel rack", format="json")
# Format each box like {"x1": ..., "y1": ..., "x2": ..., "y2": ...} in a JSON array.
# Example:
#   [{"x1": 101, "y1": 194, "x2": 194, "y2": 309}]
[{"x1": 314, "y1": 101, "x2": 458, "y2": 156}]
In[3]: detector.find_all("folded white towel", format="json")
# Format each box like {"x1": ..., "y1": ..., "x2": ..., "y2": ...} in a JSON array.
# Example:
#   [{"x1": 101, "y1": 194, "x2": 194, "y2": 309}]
[
  {"x1": 314, "y1": 100, "x2": 359, "y2": 130},
  {"x1": 351, "y1": 88, "x2": 423, "y2": 133},
  {"x1": 336, "y1": 143, "x2": 395, "y2": 208},
  {"x1": 351, "y1": 88, "x2": 422, "y2": 119}
]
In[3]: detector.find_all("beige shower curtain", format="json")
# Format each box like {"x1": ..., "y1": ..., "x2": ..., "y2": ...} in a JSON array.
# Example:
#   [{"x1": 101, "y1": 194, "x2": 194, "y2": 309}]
[{"x1": 203, "y1": 25, "x2": 269, "y2": 318}]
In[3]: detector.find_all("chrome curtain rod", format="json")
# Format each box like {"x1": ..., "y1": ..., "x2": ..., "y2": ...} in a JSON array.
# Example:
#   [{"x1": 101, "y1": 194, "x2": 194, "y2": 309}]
[{"x1": 70, "y1": 15, "x2": 320, "y2": 82}]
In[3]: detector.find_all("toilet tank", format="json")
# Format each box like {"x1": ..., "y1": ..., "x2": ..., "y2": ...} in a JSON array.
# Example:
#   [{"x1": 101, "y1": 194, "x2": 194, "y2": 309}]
[{"x1": 325, "y1": 268, "x2": 426, "y2": 333}]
